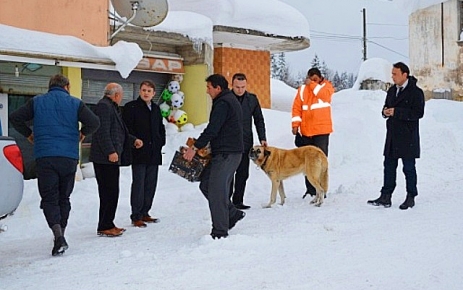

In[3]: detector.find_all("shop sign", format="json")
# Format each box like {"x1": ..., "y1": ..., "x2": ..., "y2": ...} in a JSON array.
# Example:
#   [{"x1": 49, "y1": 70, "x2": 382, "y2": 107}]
[{"x1": 136, "y1": 57, "x2": 184, "y2": 74}]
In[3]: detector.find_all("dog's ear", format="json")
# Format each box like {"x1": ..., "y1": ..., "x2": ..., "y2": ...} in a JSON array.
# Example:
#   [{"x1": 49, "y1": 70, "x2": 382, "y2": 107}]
[{"x1": 264, "y1": 149, "x2": 271, "y2": 157}]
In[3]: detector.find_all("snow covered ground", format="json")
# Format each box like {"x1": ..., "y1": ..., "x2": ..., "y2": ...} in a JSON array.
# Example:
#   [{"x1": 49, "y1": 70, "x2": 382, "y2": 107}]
[{"x1": 2, "y1": 80, "x2": 463, "y2": 290}]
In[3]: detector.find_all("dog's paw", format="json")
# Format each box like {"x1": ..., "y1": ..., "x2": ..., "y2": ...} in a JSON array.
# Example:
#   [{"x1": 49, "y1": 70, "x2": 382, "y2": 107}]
[{"x1": 262, "y1": 204, "x2": 272, "y2": 209}]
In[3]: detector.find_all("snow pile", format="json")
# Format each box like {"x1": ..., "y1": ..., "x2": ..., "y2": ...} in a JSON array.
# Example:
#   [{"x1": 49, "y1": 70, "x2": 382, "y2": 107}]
[{"x1": 352, "y1": 58, "x2": 393, "y2": 90}]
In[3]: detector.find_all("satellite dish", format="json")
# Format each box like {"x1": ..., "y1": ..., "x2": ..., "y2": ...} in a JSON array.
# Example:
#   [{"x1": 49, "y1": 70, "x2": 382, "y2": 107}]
[{"x1": 111, "y1": 0, "x2": 168, "y2": 27}]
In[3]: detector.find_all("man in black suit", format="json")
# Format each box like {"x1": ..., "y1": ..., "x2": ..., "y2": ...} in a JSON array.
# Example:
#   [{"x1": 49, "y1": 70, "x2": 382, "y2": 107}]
[
  {"x1": 90, "y1": 83, "x2": 143, "y2": 237},
  {"x1": 229, "y1": 73, "x2": 267, "y2": 210},
  {"x1": 368, "y1": 62, "x2": 425, "y2": 210},
  {"x1": 123, "y1": 80, "x2": 166, "y2": 228}
]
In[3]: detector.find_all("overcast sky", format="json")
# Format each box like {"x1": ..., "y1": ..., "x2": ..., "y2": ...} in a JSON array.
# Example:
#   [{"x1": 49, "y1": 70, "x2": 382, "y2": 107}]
[{"x1": 279, "y1": 0, "x2": 409, "y2": 76}]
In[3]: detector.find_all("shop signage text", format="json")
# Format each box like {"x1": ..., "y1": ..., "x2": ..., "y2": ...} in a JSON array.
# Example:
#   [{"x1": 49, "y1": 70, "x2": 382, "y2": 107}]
[{"x1": 136, "y1": 57, "x2": 184, "y2": 74}]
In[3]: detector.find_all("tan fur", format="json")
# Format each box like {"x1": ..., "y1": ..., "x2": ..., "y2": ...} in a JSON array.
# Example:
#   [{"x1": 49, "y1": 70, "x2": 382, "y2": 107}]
[{"x1": 249, "y1": 145, "x2": 329, "y2": 207}]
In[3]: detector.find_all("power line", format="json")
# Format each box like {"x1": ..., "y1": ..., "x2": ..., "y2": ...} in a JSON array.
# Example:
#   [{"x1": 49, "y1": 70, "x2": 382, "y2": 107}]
[{"x1": 367, "y1": 40, "x2": 409, "y2": 58}]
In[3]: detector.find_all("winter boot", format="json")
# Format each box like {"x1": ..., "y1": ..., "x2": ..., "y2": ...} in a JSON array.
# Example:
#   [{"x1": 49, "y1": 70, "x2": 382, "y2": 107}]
[
  {"x1": 52, "y1": 236, "x2": 68, "y2": 256},
  {"x1": 367, "y1": 193, "x2": 392, "y2": 208},
  {"x1": 399, "y1": 194, "x2": 415, "y2": 210}
]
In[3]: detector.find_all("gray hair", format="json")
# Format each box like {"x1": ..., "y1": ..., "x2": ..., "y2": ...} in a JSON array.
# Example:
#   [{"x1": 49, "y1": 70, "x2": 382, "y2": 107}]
[{"x1": 104, "y1": 84, "x2": 123, "y2": 97}]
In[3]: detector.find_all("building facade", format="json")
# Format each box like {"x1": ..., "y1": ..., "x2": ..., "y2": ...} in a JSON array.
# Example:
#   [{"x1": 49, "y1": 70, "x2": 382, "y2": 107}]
[
  {"x1": 0, "y1": 0, "x2": 309, "y2": 178},
  {"x1": 409, "y1": 0, "x2": 463, "y2": 100}
]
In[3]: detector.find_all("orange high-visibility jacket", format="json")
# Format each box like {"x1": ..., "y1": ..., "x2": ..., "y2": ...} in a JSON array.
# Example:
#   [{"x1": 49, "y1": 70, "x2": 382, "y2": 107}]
[{"x1": 291, "y1": 79, "x2": 334, "y2": 137}]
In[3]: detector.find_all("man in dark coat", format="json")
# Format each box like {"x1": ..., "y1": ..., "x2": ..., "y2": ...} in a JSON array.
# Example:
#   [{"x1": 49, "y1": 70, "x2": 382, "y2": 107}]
[
  {"x1": 90, "y1": 83, "x2": 143, "y2": 237},
  {"x1": 183, "y1": 74, "x2": 244, "y2": 240},
  {"x1": 368, "y1": 62, "x2": 425, "y2": 210},
  {"x1": 122, "y1": 80, "x2": 166, "y2": 228},
  {"x1": 229, "y1": 73, "x2": 267, "y2": 210},
  {"x1": 9, "y1": 74, "x2": 100, "y2": 256}
]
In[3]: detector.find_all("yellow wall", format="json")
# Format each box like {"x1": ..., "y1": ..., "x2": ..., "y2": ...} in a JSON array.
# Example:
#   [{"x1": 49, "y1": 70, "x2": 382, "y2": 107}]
[
  {"x1": 62, "y1": 67, "x2": 82, "y2": 99},
  {"x1": 0, "y1": 0, "x2": 109, "y2": 45},
  {"x1": 181, "y1": 64, "x2": 211, "y2": 125}
]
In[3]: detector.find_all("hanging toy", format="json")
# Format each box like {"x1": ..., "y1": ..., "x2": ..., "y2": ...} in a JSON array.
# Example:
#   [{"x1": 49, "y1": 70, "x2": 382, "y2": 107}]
[
  {"x1": 167, "y1": 80, "x2": 180, "y2": 93},
  {"x1": 173, "y1": 109, "x2": 188, "y2": 126},
  {"x1": 161, "y1": 88, "x2": 173, "y2": 102},
  {"x1": 171, "y1": 93, "x2": 184, "y2": 109},
  {"x1": 159, "y1": 102, "x2": 171, "y2": 118}
]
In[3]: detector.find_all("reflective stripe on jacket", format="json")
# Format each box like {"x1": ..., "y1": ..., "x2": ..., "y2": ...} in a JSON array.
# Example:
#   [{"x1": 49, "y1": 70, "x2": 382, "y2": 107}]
[{"x1": 291, "y1": 80, "x2": 334, "y2": 137}]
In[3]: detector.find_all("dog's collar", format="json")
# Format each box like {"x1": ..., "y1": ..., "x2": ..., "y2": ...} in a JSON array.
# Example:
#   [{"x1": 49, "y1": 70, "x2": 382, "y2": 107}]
[{"x1": 260, "y1": 152, "x2": 270, "y2": 172}]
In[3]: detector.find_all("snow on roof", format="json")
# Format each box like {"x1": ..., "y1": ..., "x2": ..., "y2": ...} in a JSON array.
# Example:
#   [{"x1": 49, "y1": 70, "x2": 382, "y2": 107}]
[
  {"x1": 166, "y1": 0, "x2": 310, "y2": 38},
  {"x1": 0, "y1": 24, "x2": 143, "y2": 78},
  {"x1": 352, "y1": 58, "x2": 392, "y2": 90},
  {"x1": 146, "y1": 11, "x2": 214, "y2": 47}
]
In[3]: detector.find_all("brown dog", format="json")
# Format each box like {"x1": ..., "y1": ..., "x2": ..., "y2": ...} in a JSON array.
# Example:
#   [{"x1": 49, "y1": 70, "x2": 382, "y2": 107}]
[{"x1": 249, "y1": 145, "x2": 329, "y2": 207}]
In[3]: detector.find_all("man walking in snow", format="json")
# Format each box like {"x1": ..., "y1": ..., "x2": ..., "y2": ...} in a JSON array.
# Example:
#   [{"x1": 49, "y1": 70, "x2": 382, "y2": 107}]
[
  {"x1": 183, "y1": 74, "x2": 245, "y2": 240},
  {"x1": 367, "y1": 62, "x2": 425, "y2": 210},
  {"x1": 9, "y1": 74, "x2": 100, "y2": 256}
]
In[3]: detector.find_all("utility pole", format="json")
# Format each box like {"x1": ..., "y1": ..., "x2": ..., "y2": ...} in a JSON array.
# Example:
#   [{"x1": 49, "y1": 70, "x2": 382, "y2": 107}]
[{"x1": 362, "y1": 8, "x2": 367, "y2": 61}]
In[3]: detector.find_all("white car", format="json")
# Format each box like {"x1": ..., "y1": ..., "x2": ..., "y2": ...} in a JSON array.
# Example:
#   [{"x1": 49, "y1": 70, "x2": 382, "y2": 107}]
[{"x1": 0, "y1": 136, "x2": 24, "y2": 228}]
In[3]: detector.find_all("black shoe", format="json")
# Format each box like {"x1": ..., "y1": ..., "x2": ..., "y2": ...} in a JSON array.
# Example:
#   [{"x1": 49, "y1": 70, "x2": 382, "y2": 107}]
[
  {"x1": 52, "y1": 236, "x2": 68, "y2": 256},
  {"x1": 229, "y1": 211, "x2": 246, "y2": 230},
  {"x1": 211, "y1": 233, "x2": 229, "y2": 240},
  {"x1": 234, "y1": 203, "x2": 251, "y2": 210},
  {"x1": 302, "y1": 191, "x2": 315, "y2": 199},
  {"x1": 367, "y1": 193, "x2": 392, "y2": 208},
  {"x1": 399, "y1": 195, "x2": 415, "y2": 210}
]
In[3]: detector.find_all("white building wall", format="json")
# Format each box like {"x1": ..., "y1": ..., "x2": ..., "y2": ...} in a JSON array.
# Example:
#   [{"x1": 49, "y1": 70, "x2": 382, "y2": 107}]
[{"x1": 409, "y1": 0, "x2": 463, "y2": 99}]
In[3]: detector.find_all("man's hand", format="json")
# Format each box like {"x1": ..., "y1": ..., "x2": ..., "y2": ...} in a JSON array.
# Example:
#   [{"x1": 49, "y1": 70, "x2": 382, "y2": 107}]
[
  {"x1": 183, "y1": 146, "x2": 196, "y2": 162},
  {"x1": 27, "y1": 134, "x2": 34, "y2": 144},
  {"x1": 108, "y1": 152, "x2": 119, "y2": 163},
  {"x1": 383, "y1": 107, "x2": 395, "y2": 117},
  {"x1": 134, "y1": 139, "x2": 143, "y2": 149},
  {"x1": 291, "y1": 127, "x2": 299, "y2": 135},
  {"x1": 79, "y1": 132, "x2": 85, "y2": 142},
  {"x1": 261, "y1": 140, "x2": 268, "y2": 147}
]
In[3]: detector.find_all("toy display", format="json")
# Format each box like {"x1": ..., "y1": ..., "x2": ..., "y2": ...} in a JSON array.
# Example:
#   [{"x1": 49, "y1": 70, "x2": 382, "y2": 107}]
[{"x1": 160, "y1": 75, "x2": 190, "y2": 129}]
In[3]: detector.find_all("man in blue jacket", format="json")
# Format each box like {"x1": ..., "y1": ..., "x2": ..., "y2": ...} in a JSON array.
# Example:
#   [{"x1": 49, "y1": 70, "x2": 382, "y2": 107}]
[
  {"x1": 368, "y1": 62, "x2": 425, "y2": 210},
  {"x1": 9, "y1": 74, "x2": 100, "y2": 256}
]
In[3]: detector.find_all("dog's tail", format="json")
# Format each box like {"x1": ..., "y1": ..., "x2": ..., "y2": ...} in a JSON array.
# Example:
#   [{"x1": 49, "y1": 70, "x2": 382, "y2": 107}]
[{"x1": 321, "y1": 163, "x2": 329, "y2": 194}]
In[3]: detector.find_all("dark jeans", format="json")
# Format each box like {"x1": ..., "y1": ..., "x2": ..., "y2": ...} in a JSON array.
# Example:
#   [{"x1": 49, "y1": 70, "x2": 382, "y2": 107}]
[
  {"x1": 36, "y1": 157, "x2": 78, "y2": 229},
  {"x1": 229, "y1": 151, "x2": 250, "y2": 205},
  {"x1": 381, "y1": 156, "x2": 418, "y2": 196},
  {"x1": 130, "y1": 164, "x2": 159, "y2": 221},
  {"x1": 199, "y1": 153, "x2": 242, "y2": 236},
  {"x1": 94, "y1": 163, "x2": 120, "y2": 231},
  {"x1": 297, "y1": 134, "x2": 329, "y2": 195}
]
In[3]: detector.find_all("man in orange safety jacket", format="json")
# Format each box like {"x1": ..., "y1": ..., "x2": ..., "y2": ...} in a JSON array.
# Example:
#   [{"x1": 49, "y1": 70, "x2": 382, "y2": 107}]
[{"x1": 291, "y1": 67, "x2": 334, "y2": 199}]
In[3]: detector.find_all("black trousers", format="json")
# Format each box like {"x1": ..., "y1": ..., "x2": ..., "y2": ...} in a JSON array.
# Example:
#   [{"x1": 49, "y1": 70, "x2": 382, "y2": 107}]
[
  {"x1": 297, "y1": 134, "x2": 329, "y2": 195},
  {"x1": 229, "y1": 151, "x2": 250, "y2": 205},
  {"x1": 199, "y1": 153, "x2": 242, "y2": 236},
  {"x1": 381, "y1": 157, "x2": 418, "y2": 196},
  {"x1": 94, "y1": 163, "x2": 120, "y2": 231},
  {"x1": 130, "y1": 164, "x2": 159, "y2": 221},
  {"x1": 36, "y1": 157, "x2": 78, "y2": 229}
]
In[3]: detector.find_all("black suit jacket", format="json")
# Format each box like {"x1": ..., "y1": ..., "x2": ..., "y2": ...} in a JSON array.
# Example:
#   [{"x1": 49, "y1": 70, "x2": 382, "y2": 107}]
[{"x1": 122, "y1": 97, "x2": 166, "y2": 165}]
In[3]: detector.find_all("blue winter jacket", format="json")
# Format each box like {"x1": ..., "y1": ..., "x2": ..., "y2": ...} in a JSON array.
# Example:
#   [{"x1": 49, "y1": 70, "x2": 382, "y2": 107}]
[{"x1": 33, "y1": 87, "x2": 81, "y2": 159}]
